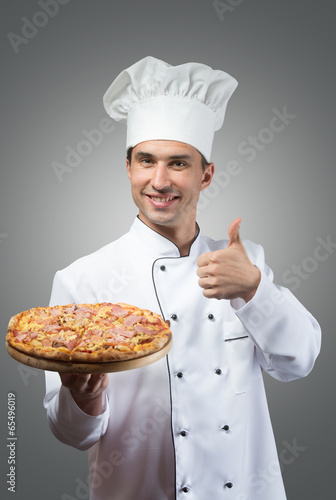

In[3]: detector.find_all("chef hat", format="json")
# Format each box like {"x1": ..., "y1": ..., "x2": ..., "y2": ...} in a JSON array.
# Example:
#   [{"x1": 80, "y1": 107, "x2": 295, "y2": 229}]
[{"x1": 103, "y1": 56, "x2": 238, "y2": 162}]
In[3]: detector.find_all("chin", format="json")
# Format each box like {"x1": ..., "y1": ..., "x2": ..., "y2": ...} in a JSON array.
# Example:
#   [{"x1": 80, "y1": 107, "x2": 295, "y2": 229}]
[
  {"x1": 149, "y1": 217, "x2": 175, "y2": 226},
  {"x1": 144, "y1": 212, "x2": 177, "y2": 227}
]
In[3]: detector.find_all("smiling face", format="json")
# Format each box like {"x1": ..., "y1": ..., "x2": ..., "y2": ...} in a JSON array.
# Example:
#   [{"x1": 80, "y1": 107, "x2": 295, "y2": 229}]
[{"x1": 126, "y1": 140, "x2": 214, "y2": 237}]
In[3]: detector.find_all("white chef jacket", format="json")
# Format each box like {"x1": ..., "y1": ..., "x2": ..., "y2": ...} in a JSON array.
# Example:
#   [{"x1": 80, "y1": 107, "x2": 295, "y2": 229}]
[{"x1": 44, "y1": 217, "x2": 321, "y2": 500}]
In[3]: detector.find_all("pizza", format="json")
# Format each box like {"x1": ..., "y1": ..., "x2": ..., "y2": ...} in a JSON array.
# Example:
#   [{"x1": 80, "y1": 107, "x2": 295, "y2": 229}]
[{"x1": 6, "y1": 302, "x2": 171, "y2": 363}]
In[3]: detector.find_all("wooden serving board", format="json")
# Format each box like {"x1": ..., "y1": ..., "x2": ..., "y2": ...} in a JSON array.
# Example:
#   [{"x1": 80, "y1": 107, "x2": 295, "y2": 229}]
[{"x1": 6, "y1": 337, "x2": 172, "y2": 373}]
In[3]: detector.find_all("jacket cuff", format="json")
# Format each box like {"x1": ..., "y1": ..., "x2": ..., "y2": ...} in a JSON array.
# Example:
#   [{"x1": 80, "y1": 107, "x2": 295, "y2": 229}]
[
  {"x1": 232, "y1": 269, "x2": 321, "y2": 374},
  {"x1": 48, "y1": 385, "x2": 110, "y2": 450},
  {"x1": 233, "y1": 270, "x2": 294, "y2": 349}
]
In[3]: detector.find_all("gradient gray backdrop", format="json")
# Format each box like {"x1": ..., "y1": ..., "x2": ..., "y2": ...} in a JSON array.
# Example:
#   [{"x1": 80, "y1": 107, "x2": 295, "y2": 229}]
[{"x1": 1, "y1": 1, "x2": 335, "y2": 499}]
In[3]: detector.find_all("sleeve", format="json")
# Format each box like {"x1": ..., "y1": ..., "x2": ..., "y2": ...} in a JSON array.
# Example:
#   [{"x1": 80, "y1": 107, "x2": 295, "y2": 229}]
[
  {"x1": 231, "y1": 243, "x2": 322, "y2": 382},
  {"x1": 43, "y1": 270, "x2": 110, "y2": 451},
  {"x1": 43, "y1": 372, "x2": 110, "y2": 451}
]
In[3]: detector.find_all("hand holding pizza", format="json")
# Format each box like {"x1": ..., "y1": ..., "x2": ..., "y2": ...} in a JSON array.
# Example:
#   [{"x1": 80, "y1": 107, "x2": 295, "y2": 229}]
[
  {"x1": 196, "y1": 218, "x2": 261, "y2": 302},
  {"x1": 59, "y1": 373, "x2": 109, "y2": 416}
]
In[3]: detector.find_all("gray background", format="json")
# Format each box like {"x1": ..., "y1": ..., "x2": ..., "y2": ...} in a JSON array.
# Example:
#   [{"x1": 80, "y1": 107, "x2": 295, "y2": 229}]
[{"x1": 1, "y1": 0, "x2": 335, "y2": 498}]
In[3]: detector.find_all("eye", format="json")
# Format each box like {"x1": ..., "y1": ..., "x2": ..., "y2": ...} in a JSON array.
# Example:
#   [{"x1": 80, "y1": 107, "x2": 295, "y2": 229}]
[
  {"x1": 172, "y1": 161, "x2": 187, "y2": 168},
  {"x1": 140, "y1": 158, "x2": 154, "y2": 165}
]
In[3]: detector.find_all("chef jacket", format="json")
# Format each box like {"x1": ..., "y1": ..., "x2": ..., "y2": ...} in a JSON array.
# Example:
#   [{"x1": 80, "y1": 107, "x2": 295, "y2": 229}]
[{"x1": 44, "y1": 216, "x2": 321, "y2": 500}]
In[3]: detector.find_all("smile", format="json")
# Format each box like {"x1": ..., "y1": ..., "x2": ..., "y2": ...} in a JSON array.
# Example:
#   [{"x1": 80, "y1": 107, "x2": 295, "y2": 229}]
[
  {"x1": 145, "y1": 194, "x2": 180, "y2": 207},
  {"x1": 150, "y1": 196, "x2": 176, "y2": 202}
]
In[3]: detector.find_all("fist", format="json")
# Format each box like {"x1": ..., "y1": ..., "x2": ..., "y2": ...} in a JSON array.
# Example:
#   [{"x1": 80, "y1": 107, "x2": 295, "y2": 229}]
[
  {"x1": 59, "y1": 373, "x2": 109, "y2": 399},
  {"x1": 196, "y1": 218, "x2": 261, "y2": 302},
  {"x1": 59, "y1": 372, "x2": 109, "y2": 416}
]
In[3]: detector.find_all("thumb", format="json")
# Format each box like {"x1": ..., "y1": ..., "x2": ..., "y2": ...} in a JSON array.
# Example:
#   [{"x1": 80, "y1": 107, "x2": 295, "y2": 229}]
[{"x1": 228, "y1": 217, "x2": 242, "y2": 247}]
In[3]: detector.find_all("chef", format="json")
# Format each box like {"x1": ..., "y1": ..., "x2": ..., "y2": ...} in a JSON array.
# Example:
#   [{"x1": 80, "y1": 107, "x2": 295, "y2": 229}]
[{"x1": 44, "y1": 56, "x2": 321, "y2": 500}]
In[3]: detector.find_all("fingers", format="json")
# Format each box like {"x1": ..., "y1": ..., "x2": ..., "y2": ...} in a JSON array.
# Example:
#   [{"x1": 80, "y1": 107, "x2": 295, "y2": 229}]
[
  {"x1": 196, "y1": 251, "x2": 211, "y2": 269},
  {"x1": 59, "y1": 372, "x2": 109, "y2": 398},
  {"x1": 198, "y1": 276, "x2": 216, "y2": 290},
  {"x1": 196, "y1": 264, "x2": 209, "y2": 279},
  {"x1": 196, "y1": 218, "x2": 259, "y2": 301},
  {"x1": 228, "y1": 217, "x2": 242, "y2": 247},
  {"x1": 59, "y1": 372, "x2": 90, "y2": 390},
  {"x1": 201, "y1": 287, "x2": 221, "y2": 299},
  {"x1": 197, "y1": 218, "x2": 243, "y2": 271},
  {"x1": 196, "y1": 252, "x2": 216, "y2": 291},
  {"x1": 87, "y1": 374, "x2": 109, "y2": 394}
]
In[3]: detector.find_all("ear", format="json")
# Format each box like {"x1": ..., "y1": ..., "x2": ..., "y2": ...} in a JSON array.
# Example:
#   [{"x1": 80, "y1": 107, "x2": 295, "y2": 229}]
[
  {"x1": 126, "y1": 158, "x2": 132, "y2": 182},
  {"x1": 200, "y1": 162, "x2": 215, "y2": 191}
]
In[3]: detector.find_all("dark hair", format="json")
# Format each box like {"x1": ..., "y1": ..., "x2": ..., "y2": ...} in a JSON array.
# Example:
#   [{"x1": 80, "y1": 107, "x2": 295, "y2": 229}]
[
  {"x1": 127, "y1": 147, "x2": 133, "y2": 164},
  {"x1": 126, "y1": 146, "x2": 210, "y2": 171}
]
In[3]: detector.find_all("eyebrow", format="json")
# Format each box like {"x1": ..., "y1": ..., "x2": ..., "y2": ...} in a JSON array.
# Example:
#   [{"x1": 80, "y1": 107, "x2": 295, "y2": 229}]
[{"x1": 134, "y1": 151, "x2": 193, "y2": 161}]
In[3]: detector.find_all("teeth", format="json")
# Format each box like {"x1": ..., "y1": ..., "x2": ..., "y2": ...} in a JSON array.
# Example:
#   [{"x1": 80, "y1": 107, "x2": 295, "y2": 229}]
[{"x1": 151, "y1": 197, "x2": 175, "y2": 202}]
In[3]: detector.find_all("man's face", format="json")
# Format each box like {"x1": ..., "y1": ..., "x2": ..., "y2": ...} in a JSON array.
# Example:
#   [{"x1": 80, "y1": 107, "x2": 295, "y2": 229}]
[{"x1": 126, "y1": 140, "x2": 214, "y2": 232}]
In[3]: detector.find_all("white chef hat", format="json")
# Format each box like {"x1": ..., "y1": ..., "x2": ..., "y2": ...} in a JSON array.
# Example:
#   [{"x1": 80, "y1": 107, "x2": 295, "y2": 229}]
[{"x1": 103, "y1": 56, "x2": 238, "y2": 162}]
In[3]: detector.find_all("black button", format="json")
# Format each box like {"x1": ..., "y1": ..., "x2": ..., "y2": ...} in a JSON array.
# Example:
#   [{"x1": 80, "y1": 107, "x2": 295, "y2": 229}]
[
  {"x1": 208, "y1": 313, "x2": 214, "y2": 320},
  {"x1": 180, "y1": 430, "x2": 187, "y2": 437},
  {"x1": 182, "y1": 486, "x2": 190, "y2": 493},
  {"x1": 225, "y1": 482, "x2": 233, "y2": 488},
  {"x1": 177, "y1": 372, "x2": 183, "y2": 378},
  {"x1": 215, "y1": 368, "x2": 222, "y2": 375},
  {"x1": 160, "y1": 265, "x2": 166, "y2": 271},
  {"x1": 222, "y1": 425, "x2": 230, "y2": 431},
  {"x1": 171, "y1": 314, "x2": 177, "y2": 320}
]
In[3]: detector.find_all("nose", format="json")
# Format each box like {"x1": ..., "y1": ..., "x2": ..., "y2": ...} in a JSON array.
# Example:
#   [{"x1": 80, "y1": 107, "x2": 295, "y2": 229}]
[{"x1": 151, "y1": 163, "x2": 171, "y2": 191}]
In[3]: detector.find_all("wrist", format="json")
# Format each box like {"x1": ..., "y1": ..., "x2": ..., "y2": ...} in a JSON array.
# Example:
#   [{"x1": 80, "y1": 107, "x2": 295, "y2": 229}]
[
  {"x1": 240, "y1": 266, "x2": 261, "y2": 303},
  {"x1": 70, "y1": 390, "x2": 104, "y2": 416}
]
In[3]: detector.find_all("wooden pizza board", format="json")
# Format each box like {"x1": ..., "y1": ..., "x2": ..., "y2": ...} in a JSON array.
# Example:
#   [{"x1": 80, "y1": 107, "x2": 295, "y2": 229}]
[{"x1": 6, "y1": 336, "x2": 172, "y2": 373}]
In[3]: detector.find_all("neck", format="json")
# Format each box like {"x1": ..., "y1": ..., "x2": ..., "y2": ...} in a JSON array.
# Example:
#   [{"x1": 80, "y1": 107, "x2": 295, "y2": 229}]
[{"x1": 138, "y1": 215, "x2": 198, "y2": 256}]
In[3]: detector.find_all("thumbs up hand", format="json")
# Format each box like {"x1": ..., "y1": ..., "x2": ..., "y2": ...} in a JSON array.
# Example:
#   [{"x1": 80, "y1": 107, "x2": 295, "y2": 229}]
[{"x1": 196, "y1": 218, "x2": 261, "y2": 302}]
